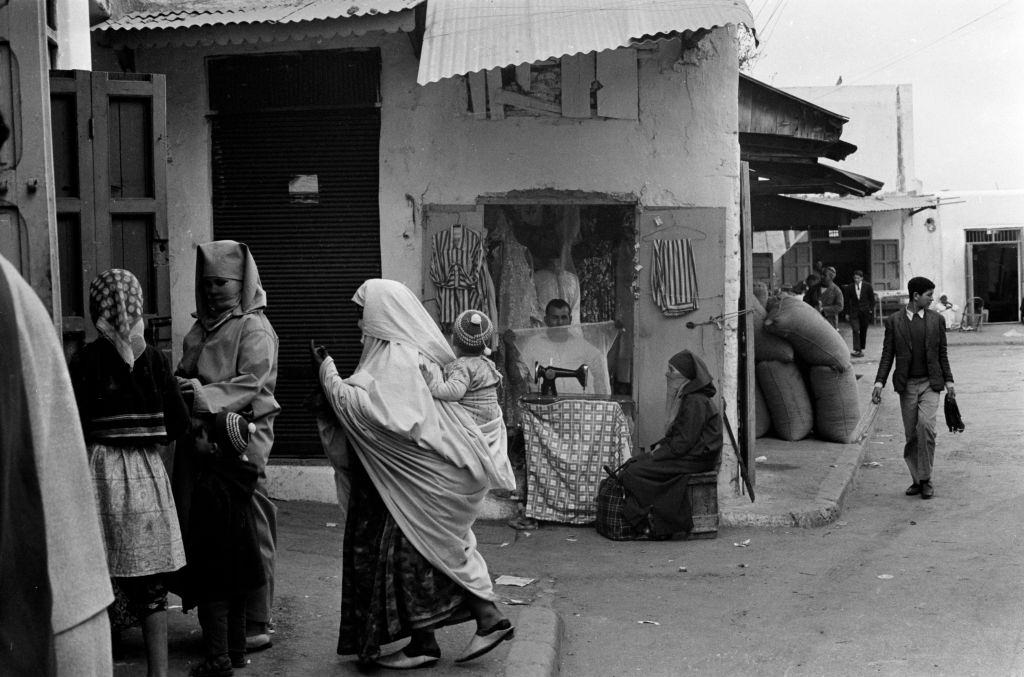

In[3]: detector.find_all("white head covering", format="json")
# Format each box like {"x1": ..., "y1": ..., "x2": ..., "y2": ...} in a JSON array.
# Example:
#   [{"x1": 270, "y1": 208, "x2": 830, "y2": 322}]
[{"x1": 353, "y1": 278, "x2": 453, "y2": 365}]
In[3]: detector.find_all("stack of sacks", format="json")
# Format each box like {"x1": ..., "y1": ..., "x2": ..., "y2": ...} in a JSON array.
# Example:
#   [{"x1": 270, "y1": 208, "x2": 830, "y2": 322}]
[
  {"x1": 754, "y1": 383, "x2": 772, "y2": 438},
  {"x1": 751, "y1": 298, "x2": 811, "y2": 441},
  {"x1": 763, "y1": 296, "x2": 860, "y2": 443}
]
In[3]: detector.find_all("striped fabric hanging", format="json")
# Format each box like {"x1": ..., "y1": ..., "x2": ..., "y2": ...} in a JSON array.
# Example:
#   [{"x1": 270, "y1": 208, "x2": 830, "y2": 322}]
[{"x1": 650, "y1": 238, "x2": 699, "y2": 316}]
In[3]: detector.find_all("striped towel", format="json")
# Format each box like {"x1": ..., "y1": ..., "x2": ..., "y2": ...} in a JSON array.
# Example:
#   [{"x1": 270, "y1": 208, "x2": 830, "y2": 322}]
[{"x1": 651, "y1": 239, "x2": 699, "y2": 316}]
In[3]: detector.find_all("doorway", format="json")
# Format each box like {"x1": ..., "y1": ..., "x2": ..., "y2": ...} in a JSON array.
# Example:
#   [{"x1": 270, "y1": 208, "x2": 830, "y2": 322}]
[
  {"x1": 971, "y1": 242, "x2": 1020, "y2": 322},
  {"x1": 209, "y1": 50, "x2": 382, "y2": 456}
]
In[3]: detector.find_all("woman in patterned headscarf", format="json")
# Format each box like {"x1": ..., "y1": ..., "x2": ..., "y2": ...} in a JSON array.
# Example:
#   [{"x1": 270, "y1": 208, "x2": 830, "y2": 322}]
[{"x1": 69, "y1": 268, "x2": 190, "y2": 677}]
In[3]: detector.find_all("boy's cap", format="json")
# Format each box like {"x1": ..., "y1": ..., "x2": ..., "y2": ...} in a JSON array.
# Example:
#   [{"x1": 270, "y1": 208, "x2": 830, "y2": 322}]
[{"x1": 214, "y1": 411, "x2": 255, "y2": 455}]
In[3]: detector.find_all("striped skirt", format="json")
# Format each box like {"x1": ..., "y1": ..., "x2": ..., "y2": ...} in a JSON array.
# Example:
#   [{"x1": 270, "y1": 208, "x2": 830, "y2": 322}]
[{"x1": 88, "y1": 443, "x2": 186, "y2": 577}]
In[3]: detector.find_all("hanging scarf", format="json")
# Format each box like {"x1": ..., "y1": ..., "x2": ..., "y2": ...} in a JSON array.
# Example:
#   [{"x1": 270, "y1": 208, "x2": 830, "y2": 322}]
[{"x1": 89, "y1": 268, "x2": 146, "y2": 370}]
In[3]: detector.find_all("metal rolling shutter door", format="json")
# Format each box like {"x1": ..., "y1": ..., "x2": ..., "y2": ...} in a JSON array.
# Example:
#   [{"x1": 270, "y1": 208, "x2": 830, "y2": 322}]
[{"x1": 211, "y1": 109, "x2": 381, "y2": 456}]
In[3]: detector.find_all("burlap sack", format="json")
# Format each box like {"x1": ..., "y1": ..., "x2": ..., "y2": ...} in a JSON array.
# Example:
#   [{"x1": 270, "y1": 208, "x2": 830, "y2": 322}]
[
  {"x1": 755, "y1": 360, "x2": 813, "y2": 441},
  {"x1": 754, "y1": 381, "x2": 772, "y2": 438},
  {"x1": 751, "y1": 297, "x2": 795, "y2": 363},
  {"x1": 808, "y1": 365, "x2": 861, "y2": 443},
  {"x1": 764, "y1": 296, "x2": 850, "y2": 371}
]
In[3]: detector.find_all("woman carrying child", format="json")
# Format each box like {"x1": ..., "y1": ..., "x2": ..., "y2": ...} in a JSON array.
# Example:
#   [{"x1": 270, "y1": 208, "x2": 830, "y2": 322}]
[{"x1": 70, "y1": 269, "x2": 190, "y2": 677}]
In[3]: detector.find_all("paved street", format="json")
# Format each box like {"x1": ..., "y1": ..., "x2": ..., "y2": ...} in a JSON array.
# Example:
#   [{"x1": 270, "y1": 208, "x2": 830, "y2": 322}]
[{"x1": 113, "y1": 339, "x2": 1024, "y2": 676}]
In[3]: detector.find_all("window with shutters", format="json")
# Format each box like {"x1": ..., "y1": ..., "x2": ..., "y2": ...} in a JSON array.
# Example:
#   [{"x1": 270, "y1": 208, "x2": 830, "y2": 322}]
[
  {"x1": 871, "y1": 239, "x2": 900, "y2": 290},
  {"x1": 465, "y1": 49, "x2": 639, "y2": 121}
]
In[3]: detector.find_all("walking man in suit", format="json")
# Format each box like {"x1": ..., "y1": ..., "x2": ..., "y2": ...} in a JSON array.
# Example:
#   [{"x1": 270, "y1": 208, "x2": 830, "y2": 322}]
[
  {"x1": 846, "y1": 270, "x2": 876, "y2": 358},
  {"x1": 872, "y1": 277, "x2": 955, "y2": 500}
]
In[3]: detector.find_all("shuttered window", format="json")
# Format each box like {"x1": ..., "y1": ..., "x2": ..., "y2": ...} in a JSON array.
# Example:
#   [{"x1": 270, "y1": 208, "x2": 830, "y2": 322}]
[{"x1": 210, "y1": 52, "x2": 381, "y2": 456}]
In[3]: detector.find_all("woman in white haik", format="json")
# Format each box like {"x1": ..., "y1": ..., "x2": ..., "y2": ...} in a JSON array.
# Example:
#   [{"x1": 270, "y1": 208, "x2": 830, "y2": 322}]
[{"x1": 312, "y1": 279, "x2": 516, "y2": 670}]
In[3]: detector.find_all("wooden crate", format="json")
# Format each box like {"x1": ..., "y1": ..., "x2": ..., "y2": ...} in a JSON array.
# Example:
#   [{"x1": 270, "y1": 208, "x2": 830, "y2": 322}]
[{"x1": 688, "y1": 470, "x2": 719, "y2": 539}]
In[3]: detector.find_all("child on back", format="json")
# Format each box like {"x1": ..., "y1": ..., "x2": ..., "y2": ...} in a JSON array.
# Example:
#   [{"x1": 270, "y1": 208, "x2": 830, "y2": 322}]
[
  {"x1": 180, "y1": 411, "x2": 265, "y2": 677},
  {"x1": 421, "y1": 309, "x2": 502, "y2": 425}
]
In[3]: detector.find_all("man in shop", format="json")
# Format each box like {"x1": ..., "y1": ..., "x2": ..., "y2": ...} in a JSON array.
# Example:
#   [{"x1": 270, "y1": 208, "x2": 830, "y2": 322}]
[
  {"x1": 872, "y1": 276, "x2": 955, "y2": 500},
  {"x1": 511, "y1": 299, "x2": 612, "y2": 396},
  {"x1": 845, "y1": 269, "x2": 876, "y2": 358}
]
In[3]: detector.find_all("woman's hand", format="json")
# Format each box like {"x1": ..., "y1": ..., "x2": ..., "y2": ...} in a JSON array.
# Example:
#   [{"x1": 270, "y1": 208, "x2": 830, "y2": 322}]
[{"x1": 310, "y1": 339, "x2": 330, "y2": 369}]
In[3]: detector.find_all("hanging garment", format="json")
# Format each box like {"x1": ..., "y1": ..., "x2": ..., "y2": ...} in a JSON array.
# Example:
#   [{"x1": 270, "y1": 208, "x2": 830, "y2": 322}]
[
  {"x1": 650, "y1": 238, "x2": 699, "y2": 316},
  {"x1": 496, "y1": 236, "x2": 543, "y2": 332},
  {"x1": 534, "y1": 268, "x2": 581, "y2": 324},
  {"x1": 576, "y1": 240, "x2": 617, "y2": 323},
  {"x1": 429, "y1": 225, "x2": 486, "y2": 326}
]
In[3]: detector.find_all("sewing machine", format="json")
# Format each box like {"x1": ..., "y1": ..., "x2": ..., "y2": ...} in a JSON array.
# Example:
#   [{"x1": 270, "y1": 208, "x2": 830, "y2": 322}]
[{"x1": 533, "y1": 362, "x2": 588, "y2": 396}]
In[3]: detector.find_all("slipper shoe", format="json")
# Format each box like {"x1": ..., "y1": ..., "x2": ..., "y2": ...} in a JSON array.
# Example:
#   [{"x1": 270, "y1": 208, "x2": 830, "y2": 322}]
[
  {"x1": 374, "y1": 647, "x2": 441, "y2": 670},
  {"x1": 454, "y1": 620, "x2": 515, "y2": 663}
]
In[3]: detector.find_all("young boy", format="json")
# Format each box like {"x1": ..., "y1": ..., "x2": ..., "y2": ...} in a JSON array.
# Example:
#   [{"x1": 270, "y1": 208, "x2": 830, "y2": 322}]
[
  {"x1": 183, "y1": 412, "x2": 265, "y2": 677},
  {"x1": 421, "y1": 310, "x2": 502, "y2": 425}
]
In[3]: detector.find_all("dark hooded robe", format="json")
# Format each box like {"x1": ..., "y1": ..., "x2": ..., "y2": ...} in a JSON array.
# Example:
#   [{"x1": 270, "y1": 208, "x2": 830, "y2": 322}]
[{"x1": 618, "y1": 351, "x2": 722, "y2": 538}]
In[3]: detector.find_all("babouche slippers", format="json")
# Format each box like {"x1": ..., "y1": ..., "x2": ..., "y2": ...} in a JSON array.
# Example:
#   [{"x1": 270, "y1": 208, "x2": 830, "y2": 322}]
[
  {"x1": 374, "y1": 647, "x2": 441, "y2": 670},
  {"x1": 454, "y1": 619, "x2": 515, "y2": 663}
]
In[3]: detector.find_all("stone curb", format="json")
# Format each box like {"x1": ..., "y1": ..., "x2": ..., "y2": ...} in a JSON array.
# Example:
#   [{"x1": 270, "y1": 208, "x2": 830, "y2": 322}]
[
  {"x1": 719, "y1": 409, "x2": 877, "y2": 529},
  {"x1": 502, "y1": 607, "x2": 563, "y2": 677}
]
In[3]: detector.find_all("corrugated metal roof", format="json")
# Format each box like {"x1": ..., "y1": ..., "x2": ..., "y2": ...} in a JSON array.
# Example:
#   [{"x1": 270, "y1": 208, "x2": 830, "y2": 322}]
[
  {"x1": 92, "y1": 0, "x2": 423, "y2": 32},
  {"x1": 791, "y1": 194, "x2": 939, "y2": 213},
  {"x1": 417, "y1": 0, "x2": 754, "y2": 85}
]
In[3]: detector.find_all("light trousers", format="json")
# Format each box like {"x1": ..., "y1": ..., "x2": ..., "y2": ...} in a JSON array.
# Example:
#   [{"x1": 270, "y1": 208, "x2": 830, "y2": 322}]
[{"x1": 899, "y1": 377, "x2": 940, "y2": 482}]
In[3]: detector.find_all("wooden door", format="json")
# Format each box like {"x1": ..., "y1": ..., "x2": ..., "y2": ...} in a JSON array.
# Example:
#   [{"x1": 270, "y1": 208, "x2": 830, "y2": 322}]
[
  {"x1": 49, "y1": 70, "x2": 169, "y2": 353},
  {"x1": 0, "y1": 0, "x2": 61, "y2": 323}
]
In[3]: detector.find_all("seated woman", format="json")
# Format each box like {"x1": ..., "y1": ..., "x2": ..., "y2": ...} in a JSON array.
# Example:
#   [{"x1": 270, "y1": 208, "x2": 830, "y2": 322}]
[
  {"x1": 617, "y1": 350, "x2": 722, "y2": 539},
  {"x1": 313, "y1": 279, "x2": 516, "y2": 669}
]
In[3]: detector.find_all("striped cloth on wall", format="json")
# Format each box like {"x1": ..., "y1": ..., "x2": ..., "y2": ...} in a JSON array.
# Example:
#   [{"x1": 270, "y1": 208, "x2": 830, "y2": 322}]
[
  {"x1": 650, "y1": 238, "x2": 699, "y2": 316},
  {"x1": 429, "y1": 225, "x2": 486, "y2": 325}
]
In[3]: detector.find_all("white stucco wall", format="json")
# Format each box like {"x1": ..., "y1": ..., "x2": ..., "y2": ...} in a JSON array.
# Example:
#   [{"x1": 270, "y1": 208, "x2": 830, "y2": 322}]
[
  {"x1": 783, "y1": 84, "x2": 919, "y2": 195},
  {"x1": 932, "y1": 190, "x2": 1024, "y2": 312},
  {"x1": 93, "y1": 23, "x2": 743, "y2": 487},
  {"x1": 55, "y1": 0, "x2": 92, "y2": 69}
]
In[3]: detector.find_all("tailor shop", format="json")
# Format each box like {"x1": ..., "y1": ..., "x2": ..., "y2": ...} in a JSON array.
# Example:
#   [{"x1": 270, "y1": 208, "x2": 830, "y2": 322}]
[{"x1": 90, "y1": 5, "x2": 751, "y2": 507}]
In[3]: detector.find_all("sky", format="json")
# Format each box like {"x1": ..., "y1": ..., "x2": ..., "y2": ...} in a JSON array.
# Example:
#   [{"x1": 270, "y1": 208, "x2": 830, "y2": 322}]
[{"x1": 746, "y1": 0, "x2": 1024, "y2": 192}]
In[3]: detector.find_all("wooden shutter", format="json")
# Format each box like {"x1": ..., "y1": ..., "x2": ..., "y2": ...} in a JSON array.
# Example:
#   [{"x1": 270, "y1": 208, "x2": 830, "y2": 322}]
[
  {"x1": 211, "y1": 109, "x2": 382, "y2": 456},
  {"x1": 49, "y1": 70, "x2": 169, "y2": 352}
]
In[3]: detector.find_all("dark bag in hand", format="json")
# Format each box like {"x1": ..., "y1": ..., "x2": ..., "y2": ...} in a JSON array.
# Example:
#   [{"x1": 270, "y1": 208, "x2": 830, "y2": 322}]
[{"x1": 944, "y1": 394, "x2": 965, "y2": 433}]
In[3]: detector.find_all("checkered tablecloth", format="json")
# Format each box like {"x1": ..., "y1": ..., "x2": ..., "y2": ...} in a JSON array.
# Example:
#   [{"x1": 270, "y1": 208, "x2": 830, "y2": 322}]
[{"x1": 520, "y1": 398, "x2": 632, "y2": 524}]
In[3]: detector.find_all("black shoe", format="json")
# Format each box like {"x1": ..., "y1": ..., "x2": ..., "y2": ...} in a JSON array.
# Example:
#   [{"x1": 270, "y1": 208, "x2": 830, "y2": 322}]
[
  {"x1": 190, "y1": 655, "x2": 233, "y2": 677},
  {"x1": 905, "y1": 483, "x2": 921, "y2": 496},
  {"x1": 851, "y1": 351, "x2": 864, "y2": 358},
  {"x1": 920, "y1": 481, "x2": 934, "y2": 499},
  {"x1": 229, "y1": 652, "x2": 248, "y2": 669}
]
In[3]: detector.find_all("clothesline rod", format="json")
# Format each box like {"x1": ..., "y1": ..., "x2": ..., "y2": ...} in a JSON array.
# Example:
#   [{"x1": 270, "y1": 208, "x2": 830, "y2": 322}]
[{"x1": 685, "y1": 308, "x2": 755, "y2": 330}]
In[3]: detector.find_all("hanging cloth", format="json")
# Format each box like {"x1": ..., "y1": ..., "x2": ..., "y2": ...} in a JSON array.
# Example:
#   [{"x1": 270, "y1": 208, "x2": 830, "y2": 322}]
[
  {"x1": 429, "y1": 225, "x2": 485, "y2": 325},
  {"x1": 650, "y1": 238, "x2": 699, "y2": 317}
]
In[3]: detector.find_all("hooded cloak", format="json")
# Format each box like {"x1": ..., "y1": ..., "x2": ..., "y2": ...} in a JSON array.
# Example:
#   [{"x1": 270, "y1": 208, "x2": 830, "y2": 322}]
[
  {"x1": 618, "y1": 350, "x2": 722, "y2": 537},
  {"x1": 319, "y1": 279, "x2": 514, "y2": 600}
]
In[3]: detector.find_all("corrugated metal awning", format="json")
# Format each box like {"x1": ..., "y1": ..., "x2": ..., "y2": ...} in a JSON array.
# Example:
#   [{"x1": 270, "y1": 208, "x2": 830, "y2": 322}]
[
  {"x1": 92, "y1": 0, "x2": 423, "y2": 31},
  {"x1": 417, "y1": 0, "x2": 754, "y2": 85},
  {"x1": 790, "y1": 194, "x2": 939, "y2": 213}
]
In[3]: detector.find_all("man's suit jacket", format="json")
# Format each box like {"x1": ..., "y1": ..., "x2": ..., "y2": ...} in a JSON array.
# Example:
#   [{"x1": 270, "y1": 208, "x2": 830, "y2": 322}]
[
  {"x1": 845, "y1": 281, "x2": 876, "y2": 314},
  {"x1": 874, "y1": 308, "x2": 953, "y2": 394}
]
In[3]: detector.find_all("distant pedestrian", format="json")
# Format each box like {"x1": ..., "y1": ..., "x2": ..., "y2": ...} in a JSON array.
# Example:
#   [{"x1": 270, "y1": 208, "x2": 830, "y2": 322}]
[
  {"x1": 872, "y1": 276, "x2": 955, "y2": 500},
  {"x1": 845, "y1": 270, "x2": 876, "y2": 357},
  {"x1": 818, "y1": 266, "x2": 844, "y2": 328},
  {"x1": 70, "y1": 268, "x2": 191, "y2": 677},
  {"x1": 802, "y1": 273, "x2": 822, "y2": 310}
]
